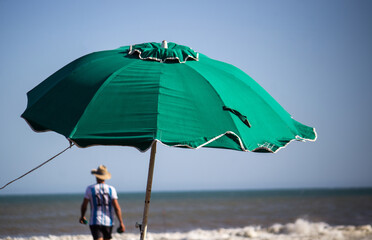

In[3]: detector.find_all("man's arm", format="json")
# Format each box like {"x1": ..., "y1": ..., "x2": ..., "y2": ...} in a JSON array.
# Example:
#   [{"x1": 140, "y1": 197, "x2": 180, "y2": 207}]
[
  {"x1": 79, "y1": 198, "x2": 89, "y2": 224},
  {"x1": 112, "y1": 199, "x2": 125, "y2": 232}
]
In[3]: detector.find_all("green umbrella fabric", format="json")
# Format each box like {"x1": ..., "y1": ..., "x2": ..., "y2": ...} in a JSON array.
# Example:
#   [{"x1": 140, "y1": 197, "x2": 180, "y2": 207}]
[{"x1": 22, "y1": 41, "x2": 316, "y2": 153}]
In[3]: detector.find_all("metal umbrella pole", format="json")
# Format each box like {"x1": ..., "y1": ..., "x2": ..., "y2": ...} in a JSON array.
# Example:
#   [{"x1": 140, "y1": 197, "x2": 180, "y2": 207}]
[{"x1": 138, "y1": 141, "x2": 157, "y2": 240}]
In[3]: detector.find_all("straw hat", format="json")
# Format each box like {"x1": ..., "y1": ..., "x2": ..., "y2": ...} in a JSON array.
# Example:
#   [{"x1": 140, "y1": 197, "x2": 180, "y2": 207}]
[{"x1": 91, "y1": 165, "x2": 111, "y2": 180}]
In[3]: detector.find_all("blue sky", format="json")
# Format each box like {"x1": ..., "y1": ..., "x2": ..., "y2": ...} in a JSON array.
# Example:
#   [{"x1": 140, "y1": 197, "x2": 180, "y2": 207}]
[{"x1": 0, "y1": 0, "x2": 371, "y2": 195}]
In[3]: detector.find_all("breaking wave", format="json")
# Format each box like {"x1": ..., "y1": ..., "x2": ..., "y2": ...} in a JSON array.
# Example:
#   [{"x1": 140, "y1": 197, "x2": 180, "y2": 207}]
[{"x1": 2, "y1": 219, "x2": 372, "y2": 240}]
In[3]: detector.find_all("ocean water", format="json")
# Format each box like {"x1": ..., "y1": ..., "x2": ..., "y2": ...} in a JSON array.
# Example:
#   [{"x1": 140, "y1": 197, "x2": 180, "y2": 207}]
[{"x1": 1, "y1": 189, "x2": 372, "y2": 240}]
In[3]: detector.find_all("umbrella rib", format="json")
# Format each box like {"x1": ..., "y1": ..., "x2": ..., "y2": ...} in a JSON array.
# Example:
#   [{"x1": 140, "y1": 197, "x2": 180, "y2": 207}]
[
  {"x1": 22, "y1": 51, "x2": 133, "y2": 138},
  {"x1": 181, "y1": 63, "x2": 247, "y2": 150},
  {"x1": 23, "y1": 51, "x2": 122, "y2": 112},
  {"x1": 69, "y1": 60, "x2": 140, "y2": 141},
  {"x1": 200, "y1": 59, "x2": 315, "y2": 146},
  {"x1": 185, "y1": 61, "x2": 315, "y2": 152}
]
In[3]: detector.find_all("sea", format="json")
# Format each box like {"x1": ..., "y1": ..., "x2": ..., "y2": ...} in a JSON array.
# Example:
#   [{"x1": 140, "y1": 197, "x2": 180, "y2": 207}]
[{"x1": 1, "y1": 188, "x2": 372, "y2": 240}]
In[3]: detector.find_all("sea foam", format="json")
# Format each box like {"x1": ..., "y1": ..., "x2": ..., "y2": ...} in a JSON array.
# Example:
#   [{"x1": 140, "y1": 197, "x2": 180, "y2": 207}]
[{"x1": 2, "y1": 219, "x2": 372, "y2": 240}]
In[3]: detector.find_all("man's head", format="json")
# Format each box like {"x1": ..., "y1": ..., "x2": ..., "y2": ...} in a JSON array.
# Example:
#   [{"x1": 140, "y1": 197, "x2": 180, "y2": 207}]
[{"x1": 91, "y1": 165, "x2": 112, "y2": 181}]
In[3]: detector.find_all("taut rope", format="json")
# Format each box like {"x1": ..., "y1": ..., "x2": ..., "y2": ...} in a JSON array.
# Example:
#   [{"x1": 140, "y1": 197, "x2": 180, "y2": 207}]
[{"x1": 0, "y1": 142, "x2": 75, "y2": 190}]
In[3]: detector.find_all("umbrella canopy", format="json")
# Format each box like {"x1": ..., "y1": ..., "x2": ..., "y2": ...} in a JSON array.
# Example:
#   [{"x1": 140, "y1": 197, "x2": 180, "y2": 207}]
[{"x1": 22, "y1": 41, "x2": 316, "y2": 153}]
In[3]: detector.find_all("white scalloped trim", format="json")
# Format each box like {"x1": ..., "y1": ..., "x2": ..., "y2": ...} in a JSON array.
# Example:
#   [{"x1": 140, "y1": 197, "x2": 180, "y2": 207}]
[
  {"x1": 128, "y1": 45, "x2": 199, "y2": 63},
  {"x1": 256, "y1": 127, "x2": 317, "y2": 153},
  {"x1": 167, "y1": 127, "x2": 317, "y2": 153},
  {"x1": 25, "y1": 114, "x2": 316, "y2": 154},
  {"x1": 65, "y1": 127, "x2": 317, "y2": 153}
]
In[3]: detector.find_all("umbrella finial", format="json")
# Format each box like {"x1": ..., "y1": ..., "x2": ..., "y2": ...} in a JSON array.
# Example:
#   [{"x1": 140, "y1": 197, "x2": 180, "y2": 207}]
[{"x1": 161, "y1": 40, "x2": 168, "y2": 49}]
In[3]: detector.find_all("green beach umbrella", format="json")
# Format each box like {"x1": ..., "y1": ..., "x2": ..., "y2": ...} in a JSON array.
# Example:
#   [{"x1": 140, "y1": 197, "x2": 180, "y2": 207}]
[{"x1": 22, "y1": 41, "x2": 316, "y2": 239}]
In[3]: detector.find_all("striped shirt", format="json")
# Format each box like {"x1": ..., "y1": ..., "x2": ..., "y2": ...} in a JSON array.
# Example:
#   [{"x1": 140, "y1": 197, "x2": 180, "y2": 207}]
[{"x1": 84, "y1": 183, "x2": 118, "y2": 226}]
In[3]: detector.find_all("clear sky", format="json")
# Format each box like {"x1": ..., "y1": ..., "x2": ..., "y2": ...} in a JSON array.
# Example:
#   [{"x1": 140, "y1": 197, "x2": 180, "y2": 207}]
[{"x1": 0, "y1": 0, "x2": 371, "y2": 195}]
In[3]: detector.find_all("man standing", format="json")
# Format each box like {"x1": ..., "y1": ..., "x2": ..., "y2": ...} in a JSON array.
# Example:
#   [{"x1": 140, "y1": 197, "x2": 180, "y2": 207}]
[{"x1": 80, "y1": 165, "x2": 125, "y2": 239}]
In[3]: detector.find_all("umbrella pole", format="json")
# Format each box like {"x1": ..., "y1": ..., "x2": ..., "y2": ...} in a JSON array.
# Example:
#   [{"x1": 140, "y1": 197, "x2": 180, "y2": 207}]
[{"x1": 139, "y1": 141, "x2": 157, "y2": 240}]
